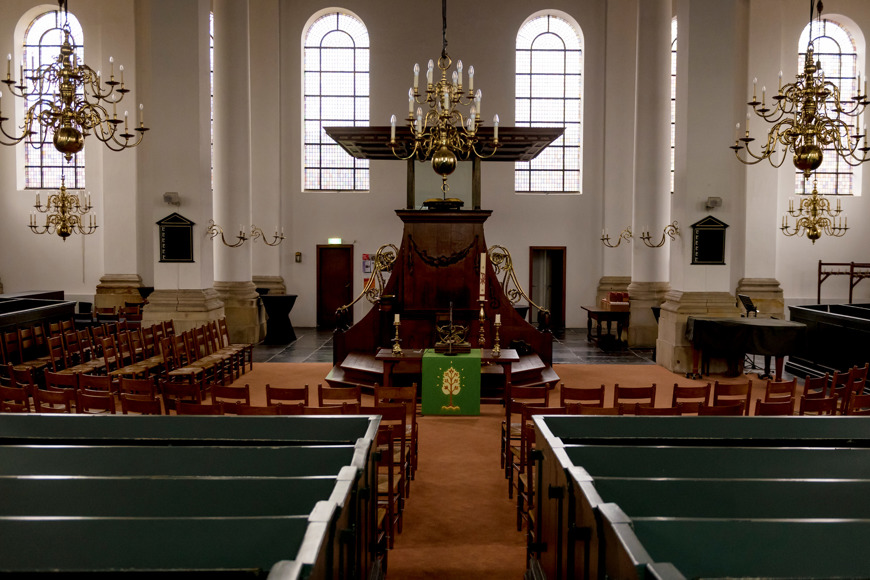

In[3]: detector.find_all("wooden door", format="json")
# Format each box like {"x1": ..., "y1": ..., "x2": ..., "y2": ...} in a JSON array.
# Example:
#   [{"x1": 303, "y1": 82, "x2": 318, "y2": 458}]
[
  {"x1": 529, "y1": 247, "x2": 566, "y2": 338},
  {"x1": 317, "y1": 245, "x2": 354, "y2": 328}
]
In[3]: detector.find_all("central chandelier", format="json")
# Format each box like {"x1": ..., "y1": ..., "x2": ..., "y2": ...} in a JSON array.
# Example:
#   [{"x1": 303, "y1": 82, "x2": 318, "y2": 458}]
[
  {"x1": 0, "y1": 0, "x2": 148, "y2": 161},
  {"x1": 29, "y1": 175, "x2": 97, "y2": 240},
  {"x1": 388, "y1": 0, "x2": 499, "y2": 208},
  {"x1": 731, "y1": 0, "x2": 869, "y2": 179},
  {"x1": 781, "y1": 179, "x2": 847, "y2": 243}
]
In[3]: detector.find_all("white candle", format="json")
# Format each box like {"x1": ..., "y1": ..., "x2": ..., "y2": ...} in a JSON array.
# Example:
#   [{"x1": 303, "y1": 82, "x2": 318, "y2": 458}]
[
  {"x1": 138, "y1": 103, "x2": 144, "y2": 125},
  {"x1": 479, "y1": 253, "x2": 486, "y2": 300},
  {"x1": 395, "y1": 313, "x2": 400, "y2": 323},
  {"x1": 468, "y1": 66, "x2": 474, "y2": 92},
  {"x1": 390, "y1": 114, "x2": 396, "y2": 142},
  {"x1": 493, "y1": 114, "x2": 499, "y2": 141},
  {"x1": 119, "y1": 64, "x2": 124, "y2": 86},
  {"x1": 109, "y1": 56, "x2": 114, "y2": 77},
  {"x1": 778, "y1": 70, "x2": 783, "y2": 91},
  {"x1": 408, "y1": 88, "x2": 414, "y2": 115},
  {"x1": 456, "y1": 60, "x2": 463, "y2": 87},
  {"x1": 427, "y1": 59, "x2": 434, "y2": 85},
  {"x1": 495, "y1": 314, "x2": 501, "y2": 324},
  {"x1": 6, "y1": 54, "x2": 10, "y2": 79},
  {"x1": 413, "y1": 63, "x2": 420, "y2": 90}
]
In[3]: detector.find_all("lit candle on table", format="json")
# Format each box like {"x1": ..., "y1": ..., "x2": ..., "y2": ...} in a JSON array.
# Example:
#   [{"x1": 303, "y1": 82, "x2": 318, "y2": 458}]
[
  {"x1": 479, "y1": 253, "x2": 486, "y2": 300},
  {"x1": 395, "y1": 313, "x2": 400, "y2": 323},
  {"x1": 495, "y1": 314, "x2": 501, "y2": 324}
]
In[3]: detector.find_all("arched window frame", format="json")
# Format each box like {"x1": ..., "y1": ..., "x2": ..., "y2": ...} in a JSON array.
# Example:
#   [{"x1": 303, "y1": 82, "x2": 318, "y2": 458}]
[
  {"x1": 302, "y1": 9, "x2": 369, "y2": 192},
  {"x1": 22, "y1": 8, "x2": 85, "y2": 189},
  {"x1": 515, "y1": 11, "x2": 583, "y2": 194},
  {"x1": 795, "y1": 17, "x2": 862, "y2": 196}
]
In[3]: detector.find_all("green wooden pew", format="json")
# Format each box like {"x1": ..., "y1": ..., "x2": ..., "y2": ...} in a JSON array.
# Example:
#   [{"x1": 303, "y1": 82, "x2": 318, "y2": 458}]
[
  {"x1": 538, "y1": 415, "x2": 870, "y2": 446},
  {"x1": 0, "y1": 444, "x2": 363, "y2": 477},
  {"x1": 0, "y1": 414, "x2": 380, "y2": 446},
  {"x1": 599, "y1": 503, "x2": 870, "y2": 579},
  {"x1": 558, "y1": 444, "x2": 870, "y2": 479}
]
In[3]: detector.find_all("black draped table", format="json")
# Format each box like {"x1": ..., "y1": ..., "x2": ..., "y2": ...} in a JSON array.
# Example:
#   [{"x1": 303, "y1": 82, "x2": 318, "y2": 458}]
[
  {"x1": 686, "y1": 316, "x2": 807, "y2": 380},
  {"x1": 260, "y1": 294, "x2": 297, "y2": 344}
]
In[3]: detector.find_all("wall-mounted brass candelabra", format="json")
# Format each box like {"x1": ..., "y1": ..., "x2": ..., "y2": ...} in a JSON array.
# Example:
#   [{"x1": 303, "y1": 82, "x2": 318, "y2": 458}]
[
  {"x1": 251, "y1": 225, "x2": 285, "y2": 247},
  {"x1": 29, "y1": 175, "x2": 97, "y2": 240},
  {"x1": 640, "y1": 221, "x2": 680, "y2": 248},
  {"x1": 601, "y1": 226, "x2": 632, "y2": 248},
  {"x1": 206, "y1": 220, "x2": 248, "y2": 247}
]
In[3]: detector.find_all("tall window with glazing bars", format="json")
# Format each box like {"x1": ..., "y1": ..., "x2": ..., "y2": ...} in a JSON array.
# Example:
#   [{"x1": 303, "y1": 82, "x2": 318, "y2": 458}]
[
  {"x1": 303, "y1": 11, "x2": 369, "y2": 191},
  {"x1": 24, "y1": 9, "x2": 85, "y2": 189},
  {"x1": 796, "y1": 18, "x2": 860, "y2": 196},
  {"x1": 515, "y1": 13, "x2": 583, "y2": 193}
]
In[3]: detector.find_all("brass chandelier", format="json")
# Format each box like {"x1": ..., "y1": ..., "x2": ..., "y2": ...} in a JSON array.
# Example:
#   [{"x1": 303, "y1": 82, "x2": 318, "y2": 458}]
[
  {"x1": 389, "y1": 0, "x2": 499, "y2": 206},
  {"x1": 29, "y1": 175, "x2": 97, "y2": 240},
  {"x1": 781, "y1": 179, "x2": 847, "y2": 243},
  {"x1": 0, "y1": 0, "x2": 148, "y2": 161},
  {"x1": 731, "y1": 0, "x2": 869, "y2": 179}
]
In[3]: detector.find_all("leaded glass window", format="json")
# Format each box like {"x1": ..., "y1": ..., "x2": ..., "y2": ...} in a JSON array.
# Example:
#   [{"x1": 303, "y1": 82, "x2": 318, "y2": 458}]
[
  {"x1": 515, "y1": 14, "x2": 582, "y2": 193},
  {"x1": 796, "y1": 18, "x2": 858, "y2": 195},
  {"x1": 303, "y1": 11, "x2": 369, "y2": 191},
  {"x1": 23, "y1": 9, "x2": 85, "y2": 189}
]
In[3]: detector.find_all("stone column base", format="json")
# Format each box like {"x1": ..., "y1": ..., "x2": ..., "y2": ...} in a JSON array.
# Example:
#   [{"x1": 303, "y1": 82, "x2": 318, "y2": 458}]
[
  {"x1": 655, "y1": 290, "x2": 741, "y2": 374},
  {"x1": 626, "y1": 281, "x2": 670, "y2": 347},
  {"x1": 214, "y1": 281, "x2": 262, "y2": 344},
  {"x1": 735, "y1": 278, "x2": 784, "y2": 318},
  {"x1": 94, "y1": 274, "x2": 144, "y2": 312},
  {"x1": 252, "y1": 275, "x2": 286, "y2": 295},
  {"x1": 596, "y1": 276, "x2": 631, "y2": 304},
  {"x1": 141, "y1": 288, "x2": 225, "y2": 334}
]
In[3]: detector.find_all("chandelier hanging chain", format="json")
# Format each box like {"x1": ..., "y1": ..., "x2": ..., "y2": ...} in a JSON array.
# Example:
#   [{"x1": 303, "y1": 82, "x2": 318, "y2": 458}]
[
  {"x1": 388, "y1": 0, "x2": 500, "y2": 202},
  {"x1": 29, "y1": 174, "x2": 97, "y2": 240},
  {"x1": 731, "y1": 0, "x2": 869, "y2": 179},
  {"x1": 0, "y1": 0, "x2": 148, "y2": 161}
]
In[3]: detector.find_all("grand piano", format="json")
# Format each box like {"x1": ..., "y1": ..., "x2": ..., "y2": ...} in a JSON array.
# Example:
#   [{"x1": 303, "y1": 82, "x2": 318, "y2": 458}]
[
  {"x1": 323, "y1": 127, "x2": 563, "y2": 398},
  {"x1": 686, "y1": 316, "x2": 807, "y2": 381}
]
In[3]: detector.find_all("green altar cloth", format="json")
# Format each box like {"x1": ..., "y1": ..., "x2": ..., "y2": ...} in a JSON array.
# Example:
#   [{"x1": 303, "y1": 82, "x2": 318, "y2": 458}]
[{"x1": 421, "y1": 349, "x2": 481, "y2": 416}]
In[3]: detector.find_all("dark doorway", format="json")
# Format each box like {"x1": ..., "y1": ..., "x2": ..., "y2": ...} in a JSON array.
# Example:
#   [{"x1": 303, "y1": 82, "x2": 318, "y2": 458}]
[
  {"x1": 529, "y1": 247, "x2": 566, "y2": 338},
  {"x1": 316, "y1": 245, "x2": 354, "y2": 328}
]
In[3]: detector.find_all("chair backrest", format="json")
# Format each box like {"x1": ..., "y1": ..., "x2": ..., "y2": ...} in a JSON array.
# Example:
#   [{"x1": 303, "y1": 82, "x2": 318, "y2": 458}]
[
  {"x1": 77, "y1": 329, "x2": 95, "y2": 361},
  {"x1": 211, "y1": 383, "x2": 251, "y2": 414},
  {"x1": 507, "y1": 384, "x2": 550, "y2": 406},
  {"x1": 764, "y1": 378, "x2": 797, "y2": 403},
  {"x1": 798, "y1": 395, "x2": 838, "y2": 416},
  {"x1": 235, "y1": 404, "x2": 281, "y2": 415},
  {"x1": 120, "y1": 393, "x2": 162, "y2": 415},
  {"x1": 615, "y1": 384, "x2": 657, "y2": 414},
  {"x1": 10, "y1": 366, "x2": 37, "y2": 391},
  {"x1": 102, "y1": 336, "x2": 120, "y2": 372},
  {"x1": 671, "y1": 383, "x2": 711, "y2": 408},
  {"x1": 318, "y1": 384, "x2": 362, "y2": 407},
  {"x1": 119, "y1": 376, "x2": 157, "y2": 398},
  {"x1": 303, "y1": 405, "x2": 345, "y2": 415},
  {"x1": 176, "y1": 401, "x2": 224, "y2": 415},
  {"x1": 47, "y1": 335, "x2": 68, "y2": 372},
  {"x1": 163, "y1": 319, "x2": 176, "y2": 336},
  {"x1": 18, "y1": 326, "x2": 44, "y2": 361},
  {"x1": 0, "y1": 384, "x2": 31, "y2": 412},
  {"x1": 560, "y1": 384, "x2": 607, "y2": 407},
  {"x1": 275, "y1": 402, "x2": 306, "y2": 415},
  {"x1": 63, "y1": 330, "x2": 83, "y2": 362},
  {"x1": 79, "y1": 374, "x2": 115, "y2": 393},
  {"x1": 141, "y1": 325, "x2": 157, "y2": 357},
  {"x1": 712, "y1": 381, "x2": 753, "y2": 415},
  {"x1": 633, "y1": 403, "x2": 681, "y2": 416},
  {"x1": 566, "y1": 404, "x2": 620, "y2": 415},
  {"x1": 160, "y1": 380, "x2": 203, "y2": 413},
  {"x1": 33, "y1": 388, "x2": 75, "y2": 413},
  {"x1": 698, "y1": 401, "x2": 745, "y2": 416},
  {"x1": 754, "y1": 399, "x2": 794, "y2": 416},
  {"x1": 265, "y1": 384, "x2": 309, "y2": 407},
  {"x1": 802, "y1": 374, "x2": 830, "y2": 399},
  {"x1": 845, "y1": 393, "x2": 870, "y2": 416},
  {"x1": 76, "y1": 390, "x2": 116, "y2": 414},
  {"x1": 44, "y1": 370, "x2": 79, "y2": 392},
  {"x1": 2, "y1": 330, "x2": 21, "y2": 365}
]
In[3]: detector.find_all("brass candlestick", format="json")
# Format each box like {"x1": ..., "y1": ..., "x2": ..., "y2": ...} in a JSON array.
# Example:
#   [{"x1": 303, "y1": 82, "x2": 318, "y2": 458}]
[
  {"x1": 478, "y1": 301, "x2": 486, "y2": 348},
  {"x1": 493, "y1": 319, "x2": 501, "y2": 357},
  {"x1": 392, "y1": 319, "x2": 403, "y2": 356}
]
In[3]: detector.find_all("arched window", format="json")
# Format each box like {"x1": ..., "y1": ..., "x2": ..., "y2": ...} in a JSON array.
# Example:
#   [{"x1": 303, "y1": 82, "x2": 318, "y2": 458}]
[
  {"x1": 23, "y1": 9, "x2": 85, "y2": 189},
  {"x1": 671, "y1": 18, "x2": 677, "y2": 195},
  {"x1": 303, "y1": 10, "x2": 369, "y2": 191},
  {"x1": 796, "y1": 18, "x2": 859, "y2": 196},
  {"x1": 515, "y1": 13, "x2": 583, "y2": 194}
]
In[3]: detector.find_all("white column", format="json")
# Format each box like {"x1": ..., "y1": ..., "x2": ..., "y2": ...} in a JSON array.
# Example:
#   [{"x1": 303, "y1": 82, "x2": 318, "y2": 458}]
[
  {"x1": 628, "y1": 0, "x2": 672, "y2": 346},
  {"x1": 212, "y1": 0, "x2": 261, "y2": 343}
]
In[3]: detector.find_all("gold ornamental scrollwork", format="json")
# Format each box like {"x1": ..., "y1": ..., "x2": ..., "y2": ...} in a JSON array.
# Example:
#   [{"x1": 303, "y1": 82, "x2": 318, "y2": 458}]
[
  {"x1": 336, "y1": 244, "x2": 399, "y2": 320},
  {"x1": 487, "y1": 245, "x2": 550, "y2": 318}
]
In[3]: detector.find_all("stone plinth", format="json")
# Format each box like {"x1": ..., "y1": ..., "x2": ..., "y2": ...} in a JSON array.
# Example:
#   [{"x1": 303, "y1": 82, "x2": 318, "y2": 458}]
[
  {"x1": 596, "y1": 276, "x2": 632, "y2": 304},
  {"x1": 214, "y1": 281, "x2": 262, "y2": 344},
  {"x1": 655, "y1": 290, "x2": 741, "y2": 374},
  {"x1": 735, "y1": 278, "x2": 785, "y2": 318},
  {"x1": 141, "y1": 288, "x2": 225, "y2": 334},
  {"x1": 626, "y1": 281, "x2": 670, "y2": 347},
  {"x1": 95, "y1": 274, "x2": 144, "y2": 311},
  {"x1": 252, "y1": 275, "x2": 286, "y2": 296}
]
